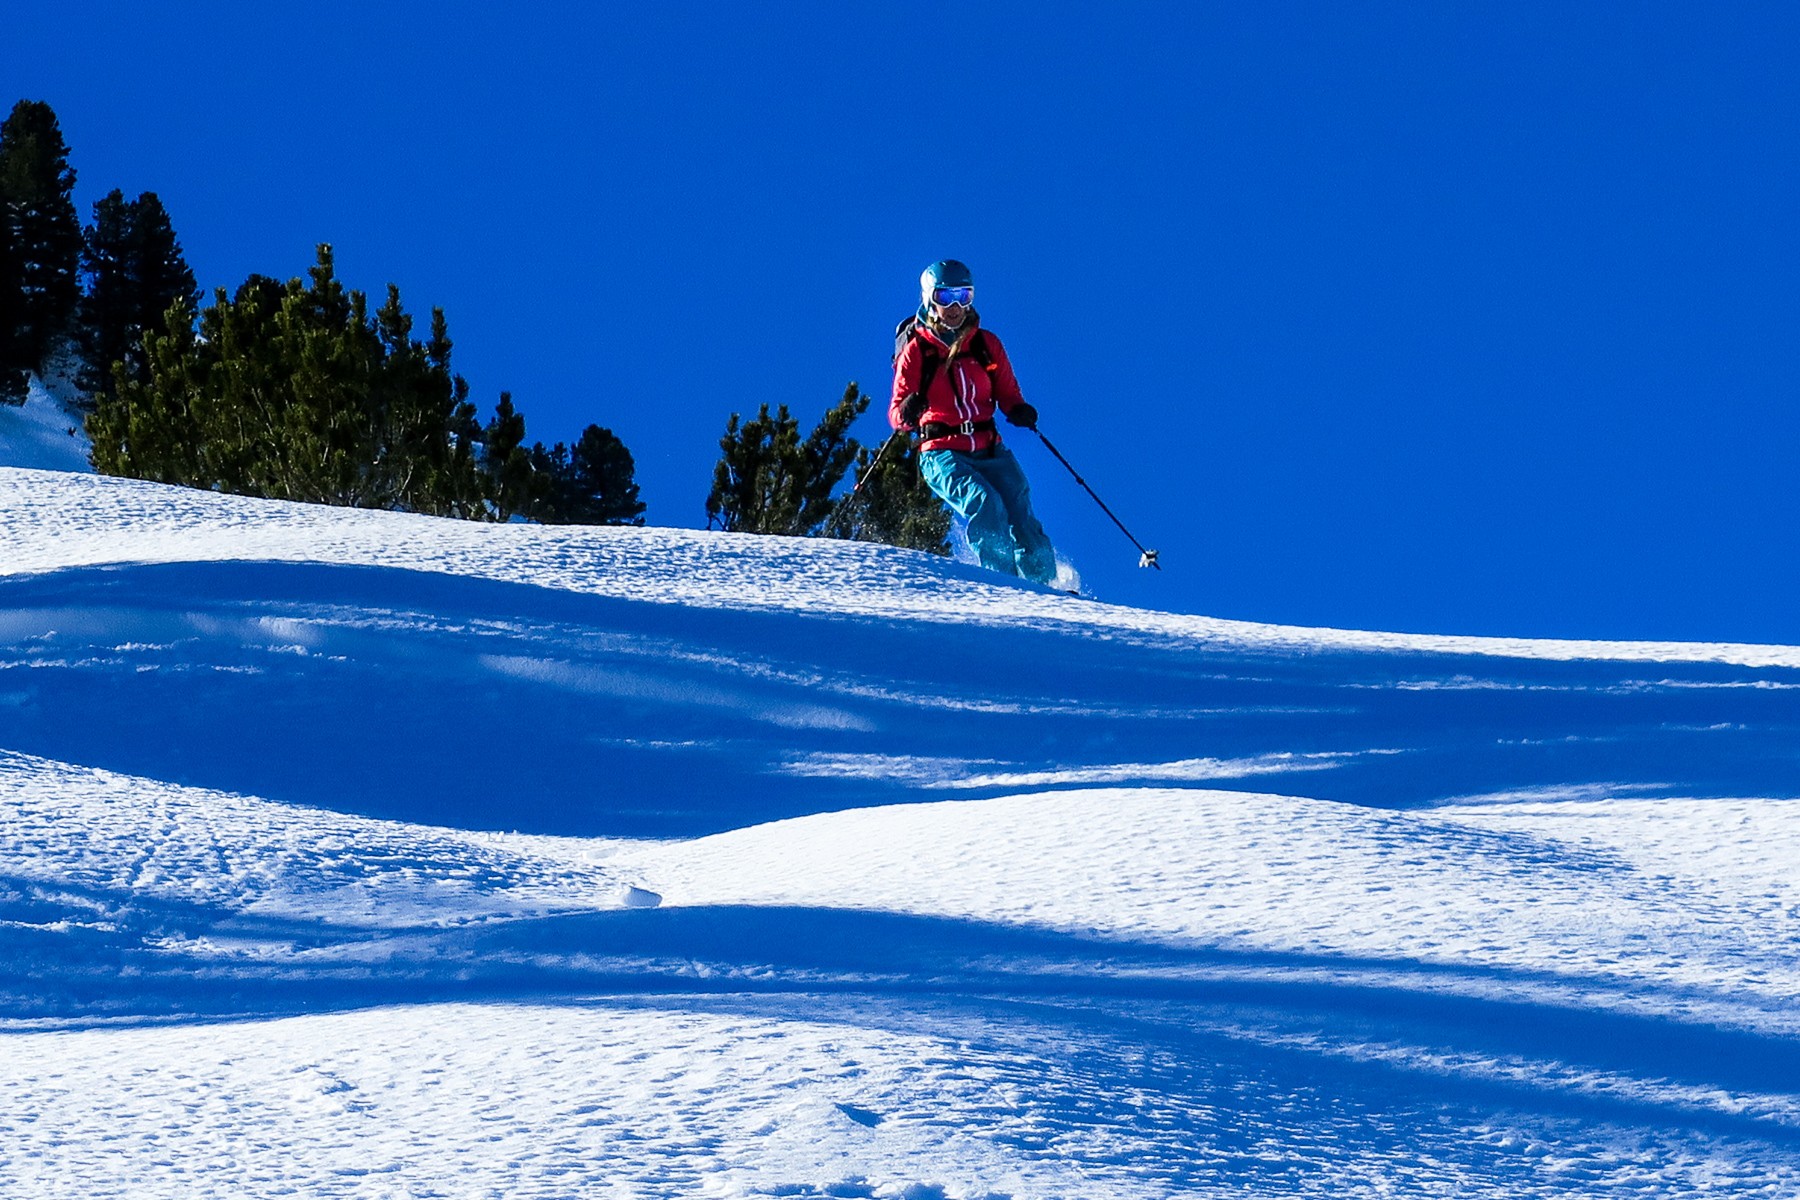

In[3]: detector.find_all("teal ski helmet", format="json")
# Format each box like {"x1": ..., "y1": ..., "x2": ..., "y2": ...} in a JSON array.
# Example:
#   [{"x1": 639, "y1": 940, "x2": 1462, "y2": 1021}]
[{"x1": 920, "y1": 259, "x2": 974, "y2": 305}]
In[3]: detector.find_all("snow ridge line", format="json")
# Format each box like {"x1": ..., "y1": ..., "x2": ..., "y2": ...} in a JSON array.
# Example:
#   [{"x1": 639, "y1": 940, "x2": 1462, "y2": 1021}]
[{"x1": 5, "y1": 466, "x2": 1800, "y2": 668}]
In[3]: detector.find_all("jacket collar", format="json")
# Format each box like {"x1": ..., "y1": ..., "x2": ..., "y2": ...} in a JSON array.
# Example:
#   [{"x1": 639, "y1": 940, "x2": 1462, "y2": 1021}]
[{"x1": 914, "y1": 307, "x2": 981, "y2": 353}]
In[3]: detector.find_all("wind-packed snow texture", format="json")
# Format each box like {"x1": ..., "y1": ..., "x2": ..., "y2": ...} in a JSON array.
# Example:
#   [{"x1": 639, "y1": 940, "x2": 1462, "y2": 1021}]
[
  {"x1": 2, "y1": 467, "x2": 1799, "y2": 1198},
  {"x1": 0, "y1": 373, "x2": 93, "y2": 474}
]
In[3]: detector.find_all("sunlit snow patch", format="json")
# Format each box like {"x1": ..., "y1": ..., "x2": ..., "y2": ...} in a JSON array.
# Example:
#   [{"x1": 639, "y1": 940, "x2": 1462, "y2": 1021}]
[
  {"x1": 622, "y1": 786, "x2": 1800, "y2": 1019},
  {"x1": 13, "y1": 467, "x2": 1800, "y2": 668},
  {"x1": 479, "y1": 653, "x2": 874, "y2": 731},
  {"x1": 776, "y1": 749, "x2": 1366, "y2": 788},
  {"x1": 1436, "y1": 782, "x2": 1672, "y2": 806},
  {"x1": 0, "y1": 750, "x2": 642, "y2": 928}
]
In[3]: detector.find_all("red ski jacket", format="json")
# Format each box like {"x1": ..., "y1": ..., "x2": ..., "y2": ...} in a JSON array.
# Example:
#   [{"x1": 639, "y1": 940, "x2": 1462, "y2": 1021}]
[{"x1": 889, "y1": 314, "x2": 1028, "y2": 454}]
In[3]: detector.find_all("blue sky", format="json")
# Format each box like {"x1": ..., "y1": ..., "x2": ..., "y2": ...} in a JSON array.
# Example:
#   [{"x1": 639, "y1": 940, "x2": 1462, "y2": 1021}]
[{"x1": 12, "y1": 2, "x2": 1800, "y2": 641}]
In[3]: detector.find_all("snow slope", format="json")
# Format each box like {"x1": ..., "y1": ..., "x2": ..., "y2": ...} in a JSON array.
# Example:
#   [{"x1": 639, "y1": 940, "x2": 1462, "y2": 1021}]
[
  {"x1": 3, "y1": 467, "x2": 1800, "y2": 1198},
  {"x1": 0, "y1": 373, "x2": 93, "y2": 474},
  {"x1": 7, "y1": 467, "x2": 1799, "y2": 667}
]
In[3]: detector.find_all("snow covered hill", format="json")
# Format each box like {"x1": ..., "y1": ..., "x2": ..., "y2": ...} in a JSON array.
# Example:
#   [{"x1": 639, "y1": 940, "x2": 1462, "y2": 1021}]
[
  {"x1": 3, "y1": 466, "x2": 1800, "y2": 1198},
  {"x1": 0, "y1": 372, "x2": 94, "y2": 474}
]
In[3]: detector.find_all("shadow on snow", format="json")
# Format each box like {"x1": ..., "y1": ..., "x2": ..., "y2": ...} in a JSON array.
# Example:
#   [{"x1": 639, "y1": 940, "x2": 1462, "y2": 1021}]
[
  {"x1": 2, "y1": 879, "x2": 1797, "y2": 1159},
  {"x1": 3, "y1": 560, "x2": 1800, "y2": 837}
]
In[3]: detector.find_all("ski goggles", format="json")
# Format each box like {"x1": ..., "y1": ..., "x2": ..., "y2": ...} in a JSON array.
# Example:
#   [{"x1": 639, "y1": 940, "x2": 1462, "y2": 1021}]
[{"x1": 932, "y1": 286, "x2": 974, "y2": 307}]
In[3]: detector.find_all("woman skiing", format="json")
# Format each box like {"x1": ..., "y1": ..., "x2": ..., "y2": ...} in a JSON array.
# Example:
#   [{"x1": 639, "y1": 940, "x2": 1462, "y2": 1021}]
[{"x1": 890, "y1": 260, "x2": 1058, "y2": 584}]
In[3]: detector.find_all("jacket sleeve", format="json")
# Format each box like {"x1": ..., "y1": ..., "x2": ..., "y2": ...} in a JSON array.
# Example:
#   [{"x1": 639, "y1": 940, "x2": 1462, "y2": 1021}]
[
  {"x1": 890, "y1": 338, "x2": 925, "y2": 430},
  {"x1": 981, "y1": 331, "x2": 1027, "y2": 417}
]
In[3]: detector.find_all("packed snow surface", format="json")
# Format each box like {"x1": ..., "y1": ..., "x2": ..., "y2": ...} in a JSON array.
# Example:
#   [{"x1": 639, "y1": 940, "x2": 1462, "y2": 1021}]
[
  {"x1": 0, "y1": 373, "x2": 93, "y2": 474},
  {"x1": 3, "y1": 467, "x2": 1800, "y2": 1197}
]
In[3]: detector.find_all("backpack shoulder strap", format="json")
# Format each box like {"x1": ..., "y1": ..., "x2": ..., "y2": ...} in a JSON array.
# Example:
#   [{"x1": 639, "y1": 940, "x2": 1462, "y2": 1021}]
[
  {"x1": 971, "y1": 328, "x2": 993, "y2": 363},
  {"x1": 895, "y1": 316, "x2": 943, "y2": 398},
  {"x1": 968, "y1": 328, "x2": 998, "y2": 376},
  {"x1": 892, "y1": 316, "x2": 916, "y2": 364}
]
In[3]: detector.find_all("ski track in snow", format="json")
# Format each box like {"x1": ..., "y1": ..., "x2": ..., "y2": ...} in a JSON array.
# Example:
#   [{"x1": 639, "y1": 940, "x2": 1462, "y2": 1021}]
[{"x1": 2, "y1": 469, "x2": 1800, "y2": 1195}]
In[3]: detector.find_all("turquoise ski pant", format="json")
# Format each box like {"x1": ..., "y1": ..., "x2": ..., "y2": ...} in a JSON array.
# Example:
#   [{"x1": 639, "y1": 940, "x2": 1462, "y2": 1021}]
[{"x1": 919, "y1": 444, "x2": 1057, "y2": 584}]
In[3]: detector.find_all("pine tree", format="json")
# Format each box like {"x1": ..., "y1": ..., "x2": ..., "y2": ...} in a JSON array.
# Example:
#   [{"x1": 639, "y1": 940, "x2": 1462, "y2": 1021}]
[
  {"x1": 831, "y1": 434, "x2": 952, "y2": 555},
  {"x1": 797, "y1": 382, "x2": 869, "y2": 529},
  {"x1": 533, "y1": 424, "x2": 646, "y2": 525},
  {"x1": 705, "y1": 383, "x2": 868, "y2": 534},
  {"x1": 129, "y1": 193, "x2": 197, "y2": 337},
  {"x1": 0, "y1": 100, "x2": 83, "y2": 402},
  {"x1": 365, "y1": 289, "x2": 487, "y2": 516},
  {"x1": 707, "y1": 403, "x2": 802, "y2": 533},
  {"x1": 85, "y1": 241, "x2": 633, "y2": 527},
  {"x1": 89, "y1": 244, "x2": 489, "y2": 517},
  {"x1": 482, "y1": 391, "x2": 548, "y2": 520},
  {"x1": 77, "y1": 190, "x2": 198, "y2": 402},
  {"x1": 570, "y1": 424, "x2": 646, "y2": 524},
  {"x1": 0, "y1": 199, "x2": 23, "y2": 403},
  {"x1": 76, "y1": 190, "x2": 131, "y2": 399}
]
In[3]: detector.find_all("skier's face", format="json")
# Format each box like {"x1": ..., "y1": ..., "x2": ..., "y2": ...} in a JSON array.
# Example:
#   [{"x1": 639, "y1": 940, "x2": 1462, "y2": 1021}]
[
  {"x1": 931, "y1": 285, "x2": 973, "y2": 327},
  {"x1": 932, "y1": 297, "x2": 970, "y2": 328}
]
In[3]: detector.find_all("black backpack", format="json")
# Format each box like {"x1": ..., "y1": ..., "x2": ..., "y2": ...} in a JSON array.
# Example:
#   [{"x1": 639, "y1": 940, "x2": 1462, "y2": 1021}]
[{"x1": 893, "y1": 315, "x2": 996, "y2": 401}]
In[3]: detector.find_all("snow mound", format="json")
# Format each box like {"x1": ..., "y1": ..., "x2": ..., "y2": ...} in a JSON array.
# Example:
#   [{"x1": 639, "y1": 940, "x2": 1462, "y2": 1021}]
[
  {"x1": 3, "y1": 468, "x2": 1800, "y2": 1195},
  {"x1": 3, "y1": 750, "x2": 1800, "y2": 1195},
  {"x1": 0, "y1": 1002, "x2": 1128, "y2": 1200},
  {"x1": 623, "y1": 786, "x2": 1800, "y2": 1027},
  {"x1": 0, "y1": 750, "x2": 636, "y2": 928},
  {"x1": 0, "y1": 375, "x2": 93, "y2": 473},
  {"x1": 7, "y1": 465, "x2": 1800, "y2": 666}
]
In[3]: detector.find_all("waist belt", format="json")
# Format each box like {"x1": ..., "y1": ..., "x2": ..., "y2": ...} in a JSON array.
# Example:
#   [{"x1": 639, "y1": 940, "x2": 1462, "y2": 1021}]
[{"x1": 919, "y1": 418, "x2": 995, "y2": 441}]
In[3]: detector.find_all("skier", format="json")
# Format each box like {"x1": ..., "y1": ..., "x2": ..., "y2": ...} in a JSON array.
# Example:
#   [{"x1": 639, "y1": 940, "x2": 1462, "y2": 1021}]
[{"x1": 891, "y1": 260, "x2": 1058, "y2": 584}]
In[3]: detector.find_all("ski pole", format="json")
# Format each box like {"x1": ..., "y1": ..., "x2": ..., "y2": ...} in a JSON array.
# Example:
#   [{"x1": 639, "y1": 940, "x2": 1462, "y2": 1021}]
[
  {"x1": 1035, "y1": 429, "x2": 1161, "y2": 570},
  {"x1": 825, "y1": 429, "x2": 905, "y2": 537}
]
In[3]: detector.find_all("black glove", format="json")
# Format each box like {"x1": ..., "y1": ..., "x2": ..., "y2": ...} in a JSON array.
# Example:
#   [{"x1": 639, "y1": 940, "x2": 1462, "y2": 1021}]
[
  {"x1": 898, "y1": 392, "x2": 927, "y2": 429},
  {"x1": 1004, "y1": 401, "x2": 1038, "y2": 430}
]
